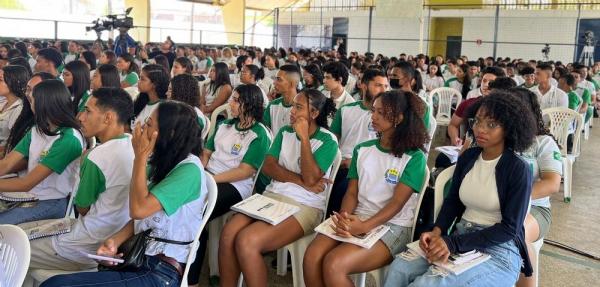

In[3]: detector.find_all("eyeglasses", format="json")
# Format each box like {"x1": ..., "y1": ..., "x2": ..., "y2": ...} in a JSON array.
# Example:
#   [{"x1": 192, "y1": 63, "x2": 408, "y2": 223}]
[{"x1": 468, "y1": 118, "x2": 501, "y2": 131}]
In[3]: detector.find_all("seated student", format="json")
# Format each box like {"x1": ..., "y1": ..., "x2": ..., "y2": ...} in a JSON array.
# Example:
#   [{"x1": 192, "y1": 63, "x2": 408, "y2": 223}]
[
  {"x1": 303, "y1": 63, "x2": 325, "y2": 91},
  {"x1": 200, "y1": 62, "x2": 233, "y2": 115},
  {"x1": 28, "y1": 87, "x2": 134, "y2": 271},
  {"x1": 116, "y1": 53, "x2": 140, "y2": 88},
  {"x1": 8, "y1": 56, "x2": 33, "y2": 77},
  {"x1": 304, "y1": 90, "x2": 429, "y2": 287},
  {"x1": 573, "y1": 64, "x2": 596, "y2": 123},
  {"x1": 41, "y1": 101, "x2": 207, "y2": 287},
  {"x1": 187, "y1": 84, "x2": 272, "y2": 287},
  {"x1": 424, "y1": 64, "x2": 444, "y2": 92},
  {"x1": 0, "y1": 65, "x2": 28, "y2": 154},
  {"x1": 263, "y1": 64, "x2": 301, "y2": 136},
  {"x1": 532, "y1": 63, "x2": 568, "y2": 110},
  {"x1": 91, "y1": 64, "x2": 121, "y2": 91},
  {"x1": 443, "y1": 63, "x2": 471, "y2": 99},
  {"x1": 169, "y1": 73, "x2": 209, "y2": 138},
  {"x1": 384, "y1": 92, "x2": 536, "y2": 287},
  {"x1": 99, "y1": 50, "x2": 117, "y2": 66},
  {"x1": 34, "y1": 48, "x2": 64, "y2": 78},
  {"x1": 218, "y1": 88, "x2": 338, "y2": 287},
  {"x1": 239, "y1": 64, "x2": 270, "y2": 107},
  {"x1": 558, "y1": 74, "x2": 583, "y2": 111},
  {"x1": 323, "y1": 61, "x2": 355, "y2": 109},
  {"x1": 391, "y1": 62, "x2": 433, "y2": 133},
  {"x1": 62, "y1": 60, "x2": 91, "y2": 114},
  {"x1": 509, "y1": 88, "x2": 562, "y2": 287},
  {"x1": 262, "y1": 54, "x2": 280, "y2": 82},
  {"x1": 63, "y1": 40, "x2": 80, "y2": 64},
  {"x1": 172, "y1": 56, "x2": 193, "y2": 77},
  {"x1": 327, "y1": 69, "x2": 388, "y2": 215},
  {"x1": 132, "y1": 64, "x2": 170, "y2": 126},
  {"x1": 0, "y1": 79, "x2": 84, "y2": 224}
]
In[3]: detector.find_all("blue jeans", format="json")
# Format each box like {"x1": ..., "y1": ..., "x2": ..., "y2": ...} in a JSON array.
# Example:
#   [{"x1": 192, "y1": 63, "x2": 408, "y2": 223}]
[
  {"x1": 40, "y1": 255, "x2": 181, "y2": 287},
  {"x1": 384, "y1": 220, "x2": 522, "y2": 287},
  {"x1": 0, "y1": 198, "x2": 67, "y2": 224}
]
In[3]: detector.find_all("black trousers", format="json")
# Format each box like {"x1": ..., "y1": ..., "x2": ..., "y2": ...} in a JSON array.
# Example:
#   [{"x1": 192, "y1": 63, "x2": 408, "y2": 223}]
[{"x1": 325, "y1": 167, "x2": 349, "y2": 217}]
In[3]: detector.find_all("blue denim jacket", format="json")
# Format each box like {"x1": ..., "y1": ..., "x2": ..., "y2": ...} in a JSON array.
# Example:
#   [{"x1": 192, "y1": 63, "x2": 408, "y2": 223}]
[{"x1": 434, "y1": 147, "x2": 533, "y2": 276}]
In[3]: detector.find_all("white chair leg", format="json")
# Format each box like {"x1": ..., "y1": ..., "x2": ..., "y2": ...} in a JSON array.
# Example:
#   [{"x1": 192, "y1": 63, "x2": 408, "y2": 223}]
[
  {"x1": 355, "y1": 272, "x2": 367, "y2": 287},
  {"x1": 208, "y1": 212, "x2": 233, "y2": 277},
  {"x1": 286, "y1": 234, "x2": 315, "y2": 287},
  {"x1": 584, "y1": 120, "x2": 590, "y2": 140},
  {"x1": 532, "y1": 238, "x2": 544, "y2": 287},
  {"x1": 237, "y1": 274, "x2": 244, "y2": 287},
  {"x1": 276, "y1": 248, "x2": 287, "y2": 276},
  {"x1": 563, "y1": 157, "x2": 573, "y2": 203}
]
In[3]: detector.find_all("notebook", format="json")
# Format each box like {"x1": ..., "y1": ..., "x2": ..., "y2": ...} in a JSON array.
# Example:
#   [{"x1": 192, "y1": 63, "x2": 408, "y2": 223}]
[
  {"x1": 231, "y1": 194, "x2": 300, "y2": 225},
  {"x1": 435, "y1": 146, "x2": 462, "y2": 163},
  {"x1": 315, "y1": 217, "x2": 389, "y2": 249},
  {"x1": 402, "y1": 240, "x2": 491, "y2": 275},
  {"x1": 0, "y1": 192, "x2": 37, "y2": 202},
  {"x1": 18, "y1": 218, "x2": 76, "y2": 240}
]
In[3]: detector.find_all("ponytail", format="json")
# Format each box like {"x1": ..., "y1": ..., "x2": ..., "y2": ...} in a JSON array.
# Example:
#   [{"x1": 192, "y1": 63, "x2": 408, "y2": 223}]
[{"x1": 301, "y1": 88, "x2": 337, "y2": 129}]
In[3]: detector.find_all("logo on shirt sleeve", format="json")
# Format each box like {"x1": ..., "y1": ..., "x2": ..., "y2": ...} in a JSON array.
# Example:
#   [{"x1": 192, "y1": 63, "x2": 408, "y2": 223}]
[
  {"x1": 38, "y1": 150, "x2": 49, "y2": 163},
  {"x1": 231, "y1": 143, "x2": 242, "y2": 155},
  {"x1": 553, "y1": 151, "x2": 562, "y2": 161},
  {"x1": 384, "y1": 168, "x2": 400, "y2": 184}
]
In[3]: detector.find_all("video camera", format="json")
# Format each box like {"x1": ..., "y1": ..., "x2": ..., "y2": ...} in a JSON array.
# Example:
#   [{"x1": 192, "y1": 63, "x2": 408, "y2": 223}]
[{"x1": 86, "y1": 7, "x2": 134, "y2": 34}]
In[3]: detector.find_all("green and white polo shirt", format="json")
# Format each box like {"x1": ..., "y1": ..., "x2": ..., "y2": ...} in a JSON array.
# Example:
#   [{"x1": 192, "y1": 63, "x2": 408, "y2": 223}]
[
  {"x1": 121, "y1": 72, "x2": 139, "y2": 86},
  {"x1": 194, "y1": 107, "x2": 209, "y2": 139},
  {"x1": 265, "y1": 125, "x2": 339, "y2": 210},
  {"x1": 77, "y1": 90, "x2": 91, "y2": 113},
  {"x1": 330, "y1": 101, "x2": 376, "y2": 159},
  {"x1": 323, "y1": 89, "x2": 355, "y2": 109},
  {"x1": 135, "y1": 154, "x2": 207, "y2": 263},
  {"x1": 518, "y1": 135, "x2": 562, "y2": 208},
  {"x1": 133, "y1": 100, "x2": 161, "y2": 127},
  {"x1": 54, "y1": 134, "x2": 134, "y2": 264},
  {"x1": 206, "y1": 119, "x2": 272, "y2": 199},
  {"x1": 578, "y1": 80, "x2": 596, "y2": 97},
  {"x1": 348, "y1": 140, "x2": 426, "y2": 227},
  {"x1": 444, "y1": 77, "x2": 463, "y2": 93},
  {"x1": 14, "y1": 127, "x2": 84, "y2": 200},
  {"x1": 64, "y1": 52, "x2": 78, "y2": 64},
  {"x1": 263, "y1": 97, "x2": 292, "y2": 136},
  {"x1": 567, "y1": 90, "x2": 582, "y2": 111}
]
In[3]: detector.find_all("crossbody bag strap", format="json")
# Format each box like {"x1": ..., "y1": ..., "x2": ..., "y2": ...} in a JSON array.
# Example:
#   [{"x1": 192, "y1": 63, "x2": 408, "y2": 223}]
[{"x1": 146, "y1": 234, "x2": 193, "y2": 246}]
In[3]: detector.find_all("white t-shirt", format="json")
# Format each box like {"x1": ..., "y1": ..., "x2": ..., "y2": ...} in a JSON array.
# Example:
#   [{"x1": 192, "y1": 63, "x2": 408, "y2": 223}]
[
  {"x1": 550, "y1": 77, "x2": 558, "y2": 87},
  {"x1": 323, "y1": 89, "x2": 355, "y2": 109},
  {"x1": 53, "y1": 135, "x2": 134, "y2": 264},
  {"x1": 263, "y1": 68, "x2": 279, "y2": 81},
  {"x1": 133, "y1": 101, "x2": 161, "y2": 127},
  {"x1": 0, "y1": 98, "x2": 23, "y2": 146},
  {"x1": 532, "y1": 85, "x2": 568, "y2": 110},
  {"x1": 349, "y1": 140, "x2": 427, "y2": 227},
  {"x1": 204, "y1": 84, "x2": 226, "y2": 107},
  {"x1": 578, "y1": 80, "x2": 597, "y2": 98},
  {"x1": 466, "y1": 88, "x2": 482, "y2": 100},
  {"x1": 263, "y1": 97, "x2": 292, "y2": 136},
  {"x1": 424, "y1": 75, "x2": 444, "y2": 92},
  {"x1": 518, "y1": 135, "x2": 562, "y2": 208},
  {"x1": 330, "y1": 101, "x2": 377, "y2": 159},
  {"x1": 265, "y1": 126, "x2": 339, "y2": 210},
  {"x1": 64, "y1": 53, "x2": 78, "y2": 64},
  {"x1": 460, "y1": 154, "x2": 502, "y2": 226}
]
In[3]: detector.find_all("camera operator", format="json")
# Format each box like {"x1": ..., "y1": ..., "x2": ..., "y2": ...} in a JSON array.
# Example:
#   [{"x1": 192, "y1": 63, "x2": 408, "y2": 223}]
[{"x1": 114, "y1": 27, "x2": 136, "y2": 57}]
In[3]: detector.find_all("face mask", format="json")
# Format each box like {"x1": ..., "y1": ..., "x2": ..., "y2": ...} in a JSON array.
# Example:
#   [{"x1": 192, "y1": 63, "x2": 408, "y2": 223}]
[{"x1": 390, "y1": 78, "x2": 401, "y2": 89}]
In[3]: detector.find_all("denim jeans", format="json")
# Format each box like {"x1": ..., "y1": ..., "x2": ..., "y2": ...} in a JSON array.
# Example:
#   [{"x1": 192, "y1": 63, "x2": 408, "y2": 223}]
[
  {"x1": 0, "y1": 198, "x2": 67, "y2": 224},
  {"x1": 40, "y1": 255, "x2": 181, "y2": 287},
  {"x1": 383, "y1": 220, "x2": 522, "y2": 287}
]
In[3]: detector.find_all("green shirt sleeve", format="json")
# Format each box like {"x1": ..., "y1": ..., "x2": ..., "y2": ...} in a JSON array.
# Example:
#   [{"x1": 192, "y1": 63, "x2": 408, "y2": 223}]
[
  {"x1": 124, "y1": 72, "x2": 139, "y2": 86},
  {"x1": 399, "y1": 150, "x2": 427, "y2": 193},
  {"x1": 78, "y1": 91, "x2": 91, "y2": 113},
  {"x1": 74, "y1": 156, "x2": 106, "y2": 208},
  {"x1": 347, "y1": 145, "x2": 360, "y2": 180},
  {"x1": 14, "y1": 130, "x2": 32, "y2": 158},
  {"x1": 40, "y1": 131, "x2": 83, "y2": 174},
  {"x1": 263, "y1": 103, "x2": 272, "y2": 128},
  {"x1": 266, "y1": 126, "x2": 285, "y2": 159},
  {"x1": 150, "y1": 163, "x2": 201, "y2": 216},
  {"x1": 313, "y1": 134, "x2": 338, "y2": 174},
  {"x1": 568, "y1": 92, "x2": 581, "y2": 110},
  {"x1": 330, "y1": 108, "x2": 343, "y2": 137},
  {"x1": 582, "y1": 88, "x2": 592, "y2": 104},
  {"x1": 444, "y1": 79, "x2": 450, "y2": 87},
  {"x1": 242, "y1": 132, "x2": 271, "y2": 169},
  {"x1": 423, "y1": 105, "x2": 431, "y2": 131}
]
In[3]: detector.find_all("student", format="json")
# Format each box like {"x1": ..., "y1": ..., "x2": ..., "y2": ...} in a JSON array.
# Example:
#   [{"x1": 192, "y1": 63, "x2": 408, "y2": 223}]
[
  {"x1": 574, "y1": 64, "x2": 597, "y2": 121},
  {"x1": 194, "y1": 48, "x2": 213, "y2": 74},
  {"x1": 172, "y1": 56, "x2": 193, "y2": 77},
  {"x1": 41, "y1": 101, "x2": 206, "y2": 287},
  {"x1": 444, "y1": 64, "x2": 471, "y2": 99},
  {"x1": 304, "y1": 90, "x2": 429, "y2": 287},
  {"x1": 28, "y1": 87, "x2": 134, "y2": 272},
  {"x1": 91, "y1": 64, "x2": 121, "y2": 91},
  {"x1": 532, "y1": 63, "x2": 568, "y2": 110},
  {"x1": 116, "y1": 53, "x2": 140, "y2": 88},
  {"x1": 169, "y1": 73, "x2": 209, "y2": 138},
  {"x1": 424, "y1": 64, "x2": 444, "y2": 92},
  {"x1": 558, "y1": 74, "x2": 582, "y2": 111},
  {"x1": 153, "y1": 54, "x2": 171, "y2": 74},
  {"x1": 99, "y1": 50, "x2": 117, "y2": 66},
  {"x1": 62, "y1": 60, "x2": 91, "y2": 113},
  {"x1": 187, "y1": 84, "x2": 272, "y2": 287},
  {"x1": 220, "y1": 47, "x2": 237, "y2": 71},
  {"x1": 0, "y1": 65, "x2": 28, "y2": 154},
  {"x1": 0, "y1": 80, "x2": 84, "y2": 224},
  {"x1": 323, "y1": 61, "x2": 355, "y2": 109},
  {"x1": 218, "y1": 88, "x2": 338, "y2": 287},
  {"x1": 34, "y1": 48, "x2": 63, "y2": 77},
  {"x1": 132, "y1": 64, "x2": 170, "y2": 127},
  {"x1": 303, "y1": 63, "x2": 324, "y2": 91},
  {"x1": 79, "y1": 50, "x2": 97, "y2": 78},
  {"x1": 64, "y1": 41, "x2": 80, "y2": 64},
  {"x1": 262, "y1": 54, "x2": 280, "y2": 81},
  {"x1": 327, "y1": 69, "x2": 388, "y2": 215},
  {"x1": 8, "y1": 56, "x2": 33, "y2": 77},
  {"x1": 384, "y1": 92, "x2": 537, "y2": 287},
  {"x1": 263, "y1": 64, "x2": 301, "y2": 136},
  {"x1": 201, "y1": 62, "x2": 233, "y2": 115},
  {"x1": 391, "y1": 61, "x2": 432, "y2": 132},
  {"x1": 509, "y1": 88, "x2": 562, "y2": 287},
  {"x1": 518, "y1": 66, "x2": 537, "y2": 90},
  {"x1": 239, "y1": 64, "x2": 270, "y2": 106},
  {"x1": 441, "y1": 59, "x2": 457, "y2": 81}
]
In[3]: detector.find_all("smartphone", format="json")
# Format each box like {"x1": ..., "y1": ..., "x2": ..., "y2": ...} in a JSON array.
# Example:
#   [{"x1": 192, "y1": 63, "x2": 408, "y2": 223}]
[{"x1": 84, "y1": 253, "x2": 124, "y2": 264}]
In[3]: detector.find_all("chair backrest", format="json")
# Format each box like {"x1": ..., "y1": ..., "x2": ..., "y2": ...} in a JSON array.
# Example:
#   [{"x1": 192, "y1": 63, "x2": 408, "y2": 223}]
[
  {"x1": 123, "y1": 86, "x2": 139, "y2": 101},
  {"x1": 425, "y1": 115, "x2": 437, "y2": 153},
  {"x1": 433, "y1": 165, "x2": 455, "y2": 221},
  {"x1": 410, "y1": 167, "x2": 431, "y2": 239},
  {"x1": 430, "y1": 87, "x2": 462, "y2": 123},
  {"x1": 542, "y1": 107, "x2": 584, "y2": 157},
  {"x1": 0, "y1": 224, "x2": 30, "y2": 287},
  {"x1": 208, "y1": 103, "x2": 232, "y2": 139},
  {"x1": 181, "y1": 171, "x2": 218, "y2": 287},
  {"x1": 323, "y1": 150, "x2": 343, "y2": 209}
]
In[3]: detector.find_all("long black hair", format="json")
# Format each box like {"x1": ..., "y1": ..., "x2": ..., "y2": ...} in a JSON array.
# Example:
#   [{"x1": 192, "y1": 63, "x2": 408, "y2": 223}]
[
  {"x1": 1, "y1": 65, "x2": 29, "y2": 100},
  {"x1": 458, "y1": 64, "x2": 472, "y2": 98},
  {"x1": 208, "y1": 62, "x2": 231, "y2": 95},
  {"x1": 244, "y1": 64, "x2": 265, "y2": 82},
  {"x1": 118, "y1": 53, "x2": 140, "y2": 76},
  {"x1": 233, "y1": 84, "x2": 264, "y2": 122},
  {"x1": 509, "y1": 87, "x2": 549, "y2": 137},
  {"x1": 96, "y1": 64, "x2": 120, "y2": 88},
  {"x1": 8, "y1": 57, "x2": 32, "y2": 77},
  {"x1": 64, "y1": 60, "x2": 90, "y2": 114},
  {"x1": 394, "y1": 61, "x2": 424, "y2": 93},
  {"x1": 303, "y1": 64, "x2": 323, "y2": 89},
  {"x1": 134, "y1": 64, "x2": 170, "y2": 116},
  {"x1": 299, "y1": 88, "x2": 336, "y2": 129},
  {"x1": 376, "y1": 90, "x2": 429, "y2": 156},
  {"x1": 80, "y1": 51, "x2": 97, "y2": 70},
  {"x1": 171, "y1": 74, "x2": 200, "y2": 108},
  {"x1": 148, "y1": 101, "x2": 202, "y2": 184},
  {"x1": 31, "y1": 79, "x2": 80, "y2": 136}
]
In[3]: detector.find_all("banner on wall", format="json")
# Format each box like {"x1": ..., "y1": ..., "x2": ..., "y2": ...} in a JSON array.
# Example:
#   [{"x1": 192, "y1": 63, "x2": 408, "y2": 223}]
[{"x1": 576, "y1": 19, "x2": 600, "y2": 65}]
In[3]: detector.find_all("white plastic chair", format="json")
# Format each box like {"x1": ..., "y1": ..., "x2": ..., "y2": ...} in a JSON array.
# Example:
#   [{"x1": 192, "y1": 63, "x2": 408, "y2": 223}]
[
  {"x1": 208, "y1": 104, "x2": 232, "y2": 139},
  {"x1": 433, "y1": 165, "x2": 455, "y2": 220},
  {"x1": 0, "y1": 224, "x2": 30, "y2": 287},
  {"x1": 542, "y1": 108, "x2": 584, "y2": 202},
  {"x1": 355, "y1": 168, "x2": 430, "y2": 287},
  {"x1": 430, "y1": 87, "x2": 462, "y2": 126},
  {"x1": 123, "y1": 86, "x2": 139, "y2": 100}
]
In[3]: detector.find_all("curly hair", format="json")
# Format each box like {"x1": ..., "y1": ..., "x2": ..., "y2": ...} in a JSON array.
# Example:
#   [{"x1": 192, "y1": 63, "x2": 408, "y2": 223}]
[
  {"x1": 299, "y1": 88, "x2": 336, "y2": 129},
  {"x1": 377, "y1": 90, "x2": 429, "y2": 157},
  {"x1": 134, "y1": 64, "x2": 170, "y2": 116},
  {"x1": 508, "y1": 87, "x2": 550, "y2": 137},
  {"x1": 170, "y1": 74, "x2": 200, "y2": 108},
  {"x1": 149, "y1": 101, "x2": 202, "y2": 184},
  {"x1": 469, "y1": 91, "x2": 536, "y2": 152},
  {"x1": 233, "y1": 84, "x2": 264, "y2": 122}
]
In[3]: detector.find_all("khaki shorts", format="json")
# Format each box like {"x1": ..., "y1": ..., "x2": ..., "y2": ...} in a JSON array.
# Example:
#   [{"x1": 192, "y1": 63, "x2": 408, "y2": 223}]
[
  {"x1": 263, "y1": 191, "x2": 323, "y2": 235},
  {"x1": 530, "y1": 205, "x2": 552, "y2": 241}
]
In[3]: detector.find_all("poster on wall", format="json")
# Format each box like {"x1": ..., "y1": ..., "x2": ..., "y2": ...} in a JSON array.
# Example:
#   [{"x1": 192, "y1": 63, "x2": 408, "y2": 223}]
[{"x1": 576, "y1": 19, "x2": 600, "y2": 66}]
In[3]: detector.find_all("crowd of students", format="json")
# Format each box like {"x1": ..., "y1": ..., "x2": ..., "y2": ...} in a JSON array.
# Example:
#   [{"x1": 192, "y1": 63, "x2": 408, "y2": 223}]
[{"x1": 0, "y1": 37, "x2": 598, "y2": 287}]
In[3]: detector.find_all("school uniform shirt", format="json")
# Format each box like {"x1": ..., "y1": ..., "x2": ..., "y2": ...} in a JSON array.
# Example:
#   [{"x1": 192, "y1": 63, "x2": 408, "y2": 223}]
[
  {"x1": 28, "y1": 56, "x2": 36, "y2": 71},
  {"x1": 578, "y1": 80, "x2": 597, "y2": 98},
  {"x1": 257, "y1": 78, "x2": 274, "y2": 99},
  {"x1": 424, "y1": 75, "x2": 444, "y2": 91},
  {"x1": 470, "y1": 76, "x2": 479, "y2": 91},
  {"x1": 330, "y1": 101, "x2": 377, "y2": 159},
  {"x1": 444, "y1": 77, "x2": 463, "y2": 94},
  {"x1": 64, "y1": 53, "x2": 78, "y2": 64},
  {"x1": 265, "y1": 125, "x2": 338, "y2": 210},
  {"x1": 566, "y1": 90, "x2": 582, "y2": 111},
  {"x1": 263, "y1": 97, "x2": 292, "y2": 137},
  {"x1": 77, "y1": 90, "x2": 91, "y2": 113},
  {"x1": 466, "y1": 88, "x2": 482, "y2": 100},
  {"x1": 196, "y1": 57, "x2": 213, "y2": 72},
  {"x1": 518, "y1": 135, "x2": 562, "y2": 209},
  {"x1": 121, "y1": 72, "x2": 139, "y2": 87},
  {"x1": 323, "y1": 89, "x2": 355, "y2": 109},
  {"x1": 206, "y1": 119, "x2": 272, "y2": 199},
  {"x1": 134, "y1": 100, "x2": 161, "y2": 127},
  {"x1": 518, "y1": 83, "x2": 538, "y2": 92},
  {"x1": 0, "y1": 98, "x2": 23, "y2": 147},
  {"x1": 135, "y1": 154, "x2": 207, "y2": 263},
  {"x1": 263, "y1": 68, "x2": 279, "y2": 81},
  {"x1": 532, "y1": 85, "x2": 568, "y2": 110},
  {"x1": 14, "y1": 127, "x2": 84, "y2": 200},
  {"x1": 348, "y1": 140, "x2": 426, "y2": 227},
  {"x1": 442, "y1": 67, "x2": 453, "y2": 81},
  {"x1": 345, "y1": 75, "x2": 357, "y2": 94},
  {"x1": 53, "y1": 134, "x2": 134, "y2": 264},
  {"x1": 194, "y1": 107, "x2": 209, "y2": 139},
  {"x1": 219, "y1": 56, "x2": 237, "y2": 69},
  {"x1": 512, "y1": 75, "x2": 524, "y2": 86},
  {"x1": 550, "y1": 77, "x2": 558, "y2": 87},
  {"x1": 575, "y1": 87, "x2": 592, "y2": 108}
]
